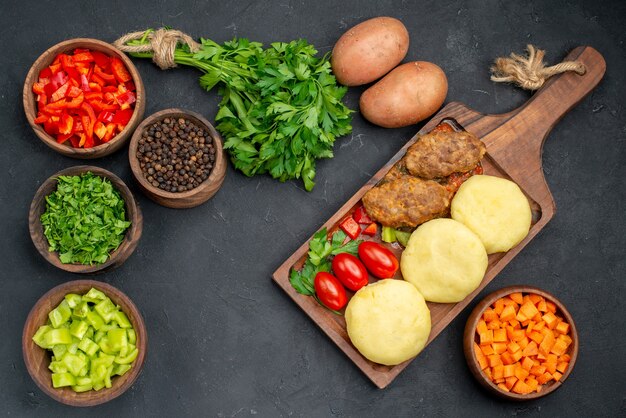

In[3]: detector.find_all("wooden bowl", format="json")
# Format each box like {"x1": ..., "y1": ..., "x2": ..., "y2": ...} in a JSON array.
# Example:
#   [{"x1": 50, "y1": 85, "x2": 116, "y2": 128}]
[
  {"x1": 22, "y1": 280, "x2": 147, "y2": 407},
  {"x1": 463, "y1": 286, "x2": 578, "y2": 400},
  {"x1": 29, "y1": 165, "x2": 142, "y2": 274},
  {"x1": 128, "y1": 108, "x2": 227, "y2": 208},
  {"x1": 23, "y1": 38, "x2": 146, "y2": 159}
]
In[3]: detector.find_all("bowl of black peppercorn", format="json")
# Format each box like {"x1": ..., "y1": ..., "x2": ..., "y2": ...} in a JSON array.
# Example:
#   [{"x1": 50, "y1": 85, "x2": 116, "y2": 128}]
[{"x1": 129, "y1": 108, "x2": 227, "y2": 208}]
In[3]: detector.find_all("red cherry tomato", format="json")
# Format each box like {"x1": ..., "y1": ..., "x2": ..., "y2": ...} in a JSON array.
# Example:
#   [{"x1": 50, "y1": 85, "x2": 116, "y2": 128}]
[
  {"x1": 314, "y1": 272, "x2": 348, "y2": 310},
  {"x1": 332, "y1": 253, "x2": 369, "y2": 291},
  {"x1": 358, "y1": 241, "x2": 399, "y2": 279}
]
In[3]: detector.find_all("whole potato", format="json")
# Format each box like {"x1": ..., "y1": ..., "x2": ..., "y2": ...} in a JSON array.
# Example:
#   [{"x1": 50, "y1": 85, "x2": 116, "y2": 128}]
[
  {"x1": 360, "y1": 61, "x2": 448, "y2": 128},
  {"x1": 331, "y1": 17, "x2": 409, "y2": 86}
]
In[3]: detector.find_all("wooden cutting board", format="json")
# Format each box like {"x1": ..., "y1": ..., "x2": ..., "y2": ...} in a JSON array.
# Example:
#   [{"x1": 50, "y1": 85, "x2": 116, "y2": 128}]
[{"x1": 272, "y1": 46, "x2": 605, "y2": 389}]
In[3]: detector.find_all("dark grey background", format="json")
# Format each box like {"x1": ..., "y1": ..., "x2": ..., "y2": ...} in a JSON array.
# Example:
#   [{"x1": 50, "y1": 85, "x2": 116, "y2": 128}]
[{"x1": 1, "y1": 0, "x2": 624, "y2": 416}]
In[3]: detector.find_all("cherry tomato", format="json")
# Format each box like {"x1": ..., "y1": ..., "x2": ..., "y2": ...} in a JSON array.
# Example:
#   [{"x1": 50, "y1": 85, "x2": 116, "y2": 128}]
[
  {"x1": 358, "y1": 241, "x2": 399, "y2": 279},
  {"x1": 314, "y1": 272, "x2": 348, "y2": 310},
  {"x1": 332, "y1": 253, "x2": 369, "y2": 291}
]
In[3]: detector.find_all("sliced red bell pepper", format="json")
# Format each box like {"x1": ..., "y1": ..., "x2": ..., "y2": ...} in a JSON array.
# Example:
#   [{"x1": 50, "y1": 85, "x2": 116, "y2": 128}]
[
  {"x1": 32, "y1": 82, "x2": 46, "y2": 95},
  {"x1": 85, "y1": 91, "x2": 103, "y2": 101},
  {"x1": 56, "y1": 132, "x2": 73, "y2": 144},
  {"x1": 88, "y1": 82, "x2": 102, "y2": 92},
  {"x1": 51, "y1": 81, "x2": 71, "y2": 102},
  {"x1": 72, "y1": 51, "x2": 94, "y2": 62},
  {"x1": 58, "y1": 113, "x2": 74, "y2": 135},
  {"x1": 353, "y1": 206, "x2": 373, "y2": 224},
  {"x1": 90, "y1": 101, "x2": 118, "y2": 112},
  {"x1": 110, "y1": 57, "x2": 131, "y2": 83},
  {"x1": 103, "y1": 123, "x2": 116, "y2": 142},
  {"x1": 91, "y1": 73, "x2": 106, "y2": 87},
  {"x1": 45, "y1": 100, "x2": 69, "y2": 112},
  {"x1": 102, "y1": 85, "x2": 118, "y2": 93},
  {"x1": 339, "y1": 216, "x2": 361, "y2": 240},
  {"x1": 44, "y1": 119, "x2": 59, "y2": 135},
  {"x1": 94, "y1": 66, "x2": 116, "y2": 84},
  {"x1": 49, "y1": 62, "x2": 62, "y2": 74},
  {"x1": 115, "y1": 91, "x2": 136, "y2": 109},
  {"x1": 92, "y1": 51, "x2": 110, "y2": 69},
  {"x1": 80, "y1": 101, "x2": 96, "y2": 141},
  {"x1": 84, "y1": 134, "x2": 95, "y2": 148},
  {"x1": 50, "y1": 71, "x2": 69, "y2": 89},
  {"x1": 34, "y1": 114, "x2": 49, "y2": 124},
  {"x1": 111, "y1": 108, "x2": 133, "y2": 125},
  {"x1": 97, "y1": 111, "x2": 114, "y2": 123},
  {"x1": 67, "y1": 85, "x2": 82, "y2": 98},
  {"x1": 80, "y1": 74, "x2": 91, "y2": 92},
  {"x1": 39, "y1": 67, "x2": 52, "y2": 80},
  {"x1": 44, "y1": 82, "x2": 57, "y2": 97},
  {"x1": 69, "y1": 135, "x2": 81, "y2": 148},
  {"x1": 125, "y1": 81, "x2": 136, "y2": 92},
  {"x1": 93, "y1": 121, "x2": 107, "y2": 139},
  {"x1": 65, "y1": 93, "x2": 84, "y2": 109},
  {"x1": 37, "y1": 94, "x2": 48, "y2": 108},
  {"x1": 362, "y1": 223, "x2": 378, "y2": 236}
]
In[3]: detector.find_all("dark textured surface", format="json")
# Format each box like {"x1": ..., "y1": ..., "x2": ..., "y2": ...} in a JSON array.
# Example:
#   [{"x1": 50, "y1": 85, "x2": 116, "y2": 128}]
[{"x1": 1, "y1": 1, "x2": 624, "y2": 416}]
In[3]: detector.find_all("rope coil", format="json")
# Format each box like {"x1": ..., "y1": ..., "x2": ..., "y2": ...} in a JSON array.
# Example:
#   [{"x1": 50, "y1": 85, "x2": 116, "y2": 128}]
[
  {"x1": 490, "y1": 44, "x2": 586, "y2": 91},
  {"x1": 114, "y1": 28, "x2": 201, "y2": 70}
]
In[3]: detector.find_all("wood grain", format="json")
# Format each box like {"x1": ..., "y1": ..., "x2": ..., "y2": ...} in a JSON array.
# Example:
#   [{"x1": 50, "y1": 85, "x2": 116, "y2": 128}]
[
  {"x1": 29, "y1": 165, "x2": 143, "y2": 274},
  {"x1": 23, "y1": 38, "x2": 146, "y2": 159},
  {"x1": 128, "y1": 108, "x2": 227, "y2": 209},
  {"x1": 463, "y1": 286, "x2": 578, "y2": 400},
  {"x1": 22, "y1": 280, "x2": 147, "y2": 407},
  {"x1": 272, "y1": 46, "x2": 604, "y2": 389}
]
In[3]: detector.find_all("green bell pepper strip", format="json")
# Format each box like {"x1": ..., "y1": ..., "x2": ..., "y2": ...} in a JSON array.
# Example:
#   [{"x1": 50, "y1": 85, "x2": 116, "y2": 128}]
[
  {"x1": 48, "y1": 300, "x2": 72, "y2": 328},
  {"x1": 52, "y1": 344, "x2": 67, "y2": 359},
  {"x1": 82, "y1": 288, "x2": 106, "y2": 303},
  {"x1": 62, "y1": 353, "x2": 86, "y2": 376},
  {"x1": 94, "y1": 330, "x2": 105, "y2": 343},
  {"x1": 48, "y1": 361, "x2": 68, "y2": 374},
  {"x1": 73, "y1": 301, "x2": 90, "y2": 318},
  {"x1": 78, "y1": 337, "x2": 100, "y2": 357},
  {"x1": 92, "y1": 381, "x2": 105, "y2": 391},
  {"x1": 98, "y1": 337, "x2": 116, "y2": 355},
  {"x1": 114, "y1": 364, "x2": 131, "y2": 376},
  {"x1": 51, "y1": 372, "x2": 76, "y2": 388},
  {"x1": 381, "y1": 226, "x2": 396, "y2": 243},
  {"x1": 127, "y1": 328, "x2": 136, "y2": 345},
  {"x1": 72, "y1": 384, "x2": 93, "y2": 392},
  {"x1": 44, "y1": 328, "x2": 72, "y2": 346},
  {"x1": 64, "y1": 293, "x2": 82, "y2": 309},
  {"x1": 86, "y1": 310, "x2": 105, "y2": 330},
  {"x1": 107, "y1": 328, "x2": 128, "y2": 352},
  {"x1": 114, "y1": 348, "x2": 138, "y2": 365},
  {"x1": 70, "y1": 320, "x2": 90, "y2": 340},
  {"x1": 75, "y1": 376, "x2": 91, "y2": 386},
  {"x1": 113, "y1": 311, "x2": 132, "y2": 328},
  {"x1": 94, "y1": 298, "x2": 117, "y2": 322},
  {"x1": 32, "y1": 325, "x2": 52, "y2": 348},
  {"x1": 104, "y1": 365, "x2": 114, "y2": 388}
]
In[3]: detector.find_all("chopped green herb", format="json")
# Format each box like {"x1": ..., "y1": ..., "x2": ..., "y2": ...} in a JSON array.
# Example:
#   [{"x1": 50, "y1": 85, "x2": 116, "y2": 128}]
[{"x1": 40, "y1": 172, "x2": 131, "y2": 265}]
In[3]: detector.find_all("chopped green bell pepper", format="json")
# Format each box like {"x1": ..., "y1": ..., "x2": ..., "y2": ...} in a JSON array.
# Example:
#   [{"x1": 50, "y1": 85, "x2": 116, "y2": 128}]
[
  {"x1": 82, "y1": 288, "x2": 106, "y2": 303},
  {"x1": 95, "y1": 298, "x2": 117, "y2": 322},
  {"x1": 78, "y1": 337, "x2": 100, "y2": 357},
  {"x1": 48, "y1": 300, "x2": 72, "y2": 328},
  {"x1": 107, "y1": 328, "x2": 128, "y2": 352},
  {"x1": 86, "y1": 310, "x2": 105, "y2": 330},
  {"x1": 113, "y1": 311, "x2": 132, "y2": 329},
  {"x1": 70, "y1": 320, "x2": 90, "y2": 340},
  {"x1": 114, "y1": 348, "x2": 138, "y2": 365},
  {"x1": 51, "y1": 372, "x2": 76, "y2": 388},
  {"x1": 64, "y1": 293, "x2": 82, "y2": 309},
  {"x1": 44, "y1": 328, "x2": 72, "y2": 346},
  {"x1": 32, "y1": 325, "x2": 52, "y2": 349},
  {"x1": 73, "y1": 301, "x2": 90, "y2": 319},
  {"x1": 381, "y1": 226, "x2": 396, "y2": 243}
]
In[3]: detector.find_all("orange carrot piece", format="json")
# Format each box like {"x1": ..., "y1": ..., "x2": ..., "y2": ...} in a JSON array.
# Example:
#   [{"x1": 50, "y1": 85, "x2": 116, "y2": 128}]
[
  {"x1": 501, "y1": 351, "x2": 515, "y2": 365},
  {"x1": 556, "y1": 362, "x2": 569, "y2": 373},
  {"x1": 481, "y1": 344, "x2": 495, "y2": 356},
  {"x1": 560, "y1": 354, "x2": 571, "y2": 362},
  {"x1": 532, "y1": 312, "x2": 543, "y2": 322},
  {"x1": 530, "y1": 365, "x2": 546, "y2": 376},
  {"x1": 521, "y1": 356, "x2": 534, "y2": 371},
  {"x1": 500, "y1": 305, "x2": 517, "y2": 322},
  {"x1": 542, "y1": 312, "x2": 559, "y2": 329},
  {"x1": 476, "y1": 319, "x2": 488, "y2": 335},
  {"x1": 493, "y1": 365, "x2": 504, "y2": 380},
  {"x1": 487, "y1": 319, "x2": 501, "y2": 330},
  {"x1": 526, "y1": 377, "x2": 539, "y2": 392},
  {"x1": 553, "y1": 371, "x2": 563, "y2": 381},
  {"x1": 494, "y1": 298, "x2": 505, "y2": 315},
  {"x1": 545, "y1": 361, "x2": 557, "y2": 374},
  {"x1": 528, "y1": 294, "x2": 543, "y2": 305},
  {"x1": 558, "y1": 334, "x2": 573, "y2": 345},
  {"x1": 520, "y1": 301, "x2": 540, "y2": 320},
  {"x1": 537, "y1": 299, "x2": 548, "y2": 312},
  {"x1": 539, "y1": 332, "x2": 556, "y2": 357},
  {"x1": 509, "y1": 319, "x2": 521, "y2": 329},
  {"x1": 483, "y1": 309, "x2": 498, "y2": 322},
  {"x1": 493, "y1": 329, "x2": 507, "y2": 343},
  {"x1": 537, "y1": 372, "x2": 553, "y2": 385},
  {"x1": 474, "y1": 342, "x2": 489, "y2": 370},
  {"x1": 512, "y1": 330, "x2": 526, "y2": 342},
  {"x1": 493, "y1": 342, "x2": 507, "y2": 355},
  {"x1": 512, "y1": 379, "x2": 532, "y2": 394},
  {"x1": 546, "y1": 301, "x2": 557, "y2": 313},
  {"x1": 488, "y1": 354, "x2": 503, "y2": 368},
  {"x1": 550, "y1": 339, "x2": 568, "y2": 356},
  {"x1": 503, "y1": 364, "x2": 516, "y2": 378},
  {"x1": 484, "y1": 367, "x2": 493, "y2": 380},
  {"x1": 522, "y1": 341, "x2": 539, "y2": 357},
  {"x1": 480, "y1": 330, "x2": 494, "y2": 345},
  {"x1": 507, "y1": 341, "x2": 521, "y2": 354},
  {"x1": 534, "y1": 321, "x2": 546, "y2": 332},
  {"x1": 497, "y1": 382, "x2": 510, "y2": 392},
  {"x1": 511, "y1": 349, "x2": 523, "y2": 363},
  {"x1": 505, "y1": 376, "x2": 517, "y2": 390},
  {"x1": 510, "y1": 292, "x2": 524, "y2": 305},
  {"x1": 502, "y1": 296, "x2": 517, "y2": 306},
  {"x1": 519, "y1": 336, "x2": 529, "y2": 350},
  {"x1": 525, "y1": 321, "x2": 536, "y2": 336},
  {"x1": 555, "y1": 321, "x2": 570, "y2": 335},
  {"x1": 529, "y1": 331, "x2": 545, "y2": 345}
]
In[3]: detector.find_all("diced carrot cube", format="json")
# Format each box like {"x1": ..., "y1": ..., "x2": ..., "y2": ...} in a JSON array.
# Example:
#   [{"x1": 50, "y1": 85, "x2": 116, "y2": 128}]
[
  {"x1": 522, "y1": 295, "x2": 532, "y2": 305},
  {"x1": 481, "y1": 344, "x2": 495, "y2": 356},
  {"x1": 494, "y1": 298, "x2": 505, "y2": 315},
  {"x1": 520, "y1": 301, "x2": 540, "y2": 320},
  {"x1": 502, "y1": 296, "x2": 517, "y2": 306},
  {"x1": 483, "y1": 309, "x2": 498, "y2": 322},
  {"x1": 501, "y1": 351, "x2": 515, "y2": 365},
  {"x1": 525, "y1": 321, "x2": 536, "y2": 336},
  {"x1": 521, "y1": 356, "x2": 534, "y2": 371},
  {"x1": 537, "y1": 372, "x2": 553, "y2": 385},
  {"x1": 510, "y1": 292, "x2": 524, "y2": 305},
  {"x1": 530, "y1": 365, "x2": 546, "y2": 376},
  {"x1": 558, "y1": 334, "x2": 573, "y2": 345},
  {"x1": 555, "y1": 321, "x2": 570, "y2": 335},
  {"x1": 526, "y1": 377, "x2": 539, "y2": 392},
  {"x1": 480, "y1": 330, "x2": 494, "y2": 345},
  {"x1": 537, "y1": 353, "x2": 547, "y2": 361},
  {"x1": 494, "y1": 377, "x2": 505, "y2": 384},
  {"x1": 513, "y1": 330, "x2": 526, "y2": 342},
  {"x1": 551, "y1": 340, "x2": 568, "y2": 356},
  {"x1": 534, "y1": 321, "x2": 546, "y2": 332},
  {"x1": 539, "y1": 327, "x2": 551, "y2": 337},
  {"x1": 542, "y1": 312, "x2": 558, "y2": 329},
  {"x1": 529, "y1": 331, "x2": 545, "y2": 344},
  {"x1": 493, "y1": 342, "x2": 507, "y2": 355},
  {"x1": 512, "y1": 379, "x2": 532, "y2": 394},
  {"x1": 539, "y1": 332, "x2": 555, "y2": 357},
  {"x1": 545, "y1": 361, "x2": 557, "y2": 374},
  {"x1": 519, "y1": 336, "x2": 529, "y2": 350},
  {"x1": 505, "y1": 376, "x2": 517, "y2": 389},
  {"x1": 522, "y1": 341, "x2": 538, "y2": 357},
  {"x1": 476, "y1": 319, "x2": 488, "y2": 335},
  {"x1": 474, "y1": 342, "x2": 488, "y2": 370},
  {"x1": 528, "y1": 294, "x2": 543, "y2": 305},
  {"x1": 500, "y1": 305, "x2": 517, "y2": 322},
  {"x1": 560, "y1": 354, "x2": 571, "y2": 362},
  {"x1": 487, "y1": 319, "x2": 501, "y2": 330},
  {"x1": 520, "y1": 319, "x2": 531, "y2": 327},
  {"x1": 532, "y1": 312, "x2": 543, "y2": 322},
  {"x1": 507, "y1": 341, "x2": 521, "y2": 354},
  {"x1": 546, "y1": 301, "x2": 557, "y2": 313},
  {"x1": 553, "y1": 371, "x2": 563, "y2": 381},
  {"x1": 503, "y1": 364, "x2": 516, "y2": 378},
  {"x1": 484, "y1": 367, "x2": 492, "y2": 380},
  {"x1": 493, "y1": 365, "x2": 504, "y2": 380},
  {"x1": 509, "y1": 319, "x2": 521, "y2": 329},
  {"x1": 516, "y1": 311, "x2": 528, "y2": 322},
  {"x1": 493, "y1": 329, "x2": 507, "y2": 343},
  {"x1": 537, "y1": 299, "x2": 548, "y2": 312},
  {"x1": 488, "y1": 354, "x2": 503, "y2": 368},
  {"x1": 497, "y1": 383, "x2": 509, "y2": 392},
  {"x1": 556, "y1": 362, "x2": 569, "y2": 373},
  {"x1": 511, "y1": 349, "x2": 523, "y2": 362}
]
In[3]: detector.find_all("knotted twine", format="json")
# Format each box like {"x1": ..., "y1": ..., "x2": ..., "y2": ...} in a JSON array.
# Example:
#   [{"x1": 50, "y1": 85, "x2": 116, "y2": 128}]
[
  {"x1": 490, "y1": 44, "x2": 586, "y2": 90},
  {"x1": 113, "y1": 28, "x2": 201, "y2": 70}
]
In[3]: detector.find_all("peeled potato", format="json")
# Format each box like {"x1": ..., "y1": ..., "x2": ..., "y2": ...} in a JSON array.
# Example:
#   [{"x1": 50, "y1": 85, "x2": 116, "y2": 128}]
[
  {"x1": 345, "y1": 280, "x2": 431, "y2": 366},
  {"x1": 401, "y1": 218, "x2": 488, "y2": 303},
  {"x1": 359, "y1": 61, "x2": 448, "y2": 128},
  {"x1": 331, "y1": 17, "x2": 409, "y2": 86},
  {"x1": 451, "y1": 175, "x2": 532, "y2": 254}
]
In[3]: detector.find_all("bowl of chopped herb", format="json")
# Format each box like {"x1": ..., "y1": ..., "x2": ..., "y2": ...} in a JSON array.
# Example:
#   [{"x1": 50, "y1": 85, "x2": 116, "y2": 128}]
[{"x1": 29, "y1": 166, "x2": 142, "y2": 273}]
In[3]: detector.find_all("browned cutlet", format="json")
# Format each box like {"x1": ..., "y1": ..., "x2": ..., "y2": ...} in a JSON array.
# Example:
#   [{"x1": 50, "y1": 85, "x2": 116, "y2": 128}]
[
  {"x1": 404, "y1": 131, "x2": 486, "y2": 179},
  {"x1": 381, "y1": 159, "x2": 409, "y2": 183},
  {"x1": 362, "y1": 176, "x2": 450, "y2": 228}
]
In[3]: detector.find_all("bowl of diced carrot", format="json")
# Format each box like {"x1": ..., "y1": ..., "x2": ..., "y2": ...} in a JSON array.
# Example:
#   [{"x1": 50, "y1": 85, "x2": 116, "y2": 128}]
[{"x1": 463, "y1": 286, "x2": 578, "y2": 400}]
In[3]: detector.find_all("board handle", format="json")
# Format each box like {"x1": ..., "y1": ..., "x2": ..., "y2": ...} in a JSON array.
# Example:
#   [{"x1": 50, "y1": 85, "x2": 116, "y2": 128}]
[{"x1": 476, "y1": 46, "x2": 605, "y2": 216}]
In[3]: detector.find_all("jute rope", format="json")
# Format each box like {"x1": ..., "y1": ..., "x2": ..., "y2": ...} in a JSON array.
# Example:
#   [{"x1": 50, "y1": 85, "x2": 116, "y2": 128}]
[
  {"x1": 491, "y1": 44, "x2": 586, "y2": 90},
  {"x1": 114, "y1": 28, "x2": 201, "y2": 70}
]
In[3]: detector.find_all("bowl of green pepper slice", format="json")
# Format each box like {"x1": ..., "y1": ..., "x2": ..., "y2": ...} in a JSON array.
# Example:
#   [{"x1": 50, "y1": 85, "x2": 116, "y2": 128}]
[
  {"x1": 23, "y1": 280, "x2": 147, "y2": 406},
  {"x1": 29, "y1": 165, "x2": 142, "y2": 274}
]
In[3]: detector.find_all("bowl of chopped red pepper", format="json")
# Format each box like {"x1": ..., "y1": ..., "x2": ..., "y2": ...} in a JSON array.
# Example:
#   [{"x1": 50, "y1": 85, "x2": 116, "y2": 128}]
[{"x1": 23, "y1": 38, "x2": 145, "y2": 158}]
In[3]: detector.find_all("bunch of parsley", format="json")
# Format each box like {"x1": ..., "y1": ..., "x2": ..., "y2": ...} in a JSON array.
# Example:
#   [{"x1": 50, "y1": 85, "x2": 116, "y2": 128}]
[
  {"x1": 125, "y1": 30, "x2": 353, "y2": 191},
  {"x1": 40, "y1": 173, "x2": 131, "y2": 265}
]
